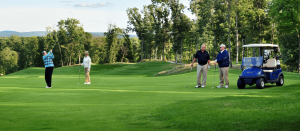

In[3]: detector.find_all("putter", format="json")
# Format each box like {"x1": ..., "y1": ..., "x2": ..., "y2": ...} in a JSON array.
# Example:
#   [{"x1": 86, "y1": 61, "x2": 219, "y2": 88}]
[{"x1": 186, "y1": 67, "x2": 192, "y2": 88}]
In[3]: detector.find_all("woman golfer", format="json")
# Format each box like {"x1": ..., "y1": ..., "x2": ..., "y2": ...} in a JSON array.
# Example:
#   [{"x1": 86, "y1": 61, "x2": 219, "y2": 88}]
[
  {"x1": 81, "y1": 51, "x2": 91, "y2": 84},
  {"x1": 42, "y1": 50, "x2": 54, "y2": 88}
]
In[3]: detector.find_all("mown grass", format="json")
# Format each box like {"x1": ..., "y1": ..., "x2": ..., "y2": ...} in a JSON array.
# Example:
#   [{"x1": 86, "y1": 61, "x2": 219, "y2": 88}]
[{"x1": 0, "y1": 61, "x2": 299, "y2": 130}]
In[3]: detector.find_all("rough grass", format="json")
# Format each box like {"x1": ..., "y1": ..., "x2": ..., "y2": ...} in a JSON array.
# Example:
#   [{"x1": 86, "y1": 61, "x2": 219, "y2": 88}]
[{"x1": 0, "y1": 61, "x2": 299, "y2": 130}]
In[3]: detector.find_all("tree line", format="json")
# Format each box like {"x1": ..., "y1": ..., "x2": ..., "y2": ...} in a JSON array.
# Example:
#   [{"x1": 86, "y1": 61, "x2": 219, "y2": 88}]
[
  {"x1": 0, "y1": 18, "x2": 178, "y2": 75},
  {"x1": 0, "y1": 0, "x2": 299, "y2": 75},
  {"x1": 126, "y1": 0, "x2": 300, "y2": 73},
  {"x1": 0, "y1": 18, "x2": 142, "y2": 75}
]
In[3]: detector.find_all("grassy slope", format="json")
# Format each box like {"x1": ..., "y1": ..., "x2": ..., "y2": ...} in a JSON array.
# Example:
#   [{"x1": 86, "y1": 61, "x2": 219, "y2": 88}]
[{"x1": 0, "y1": 61, "x2": 299, "y2": 130}]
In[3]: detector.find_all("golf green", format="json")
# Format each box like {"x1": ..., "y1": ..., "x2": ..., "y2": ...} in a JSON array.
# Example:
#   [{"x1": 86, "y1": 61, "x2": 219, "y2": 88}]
[{"x1": 0, "y1": 61, "x2": 299, "y2": 130}]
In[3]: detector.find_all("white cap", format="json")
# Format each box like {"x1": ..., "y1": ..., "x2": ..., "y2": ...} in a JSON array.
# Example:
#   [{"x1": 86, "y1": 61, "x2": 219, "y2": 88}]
[
  {"x1": 42, "y1": 51, "x2": 47, "y2": 54},
  {"x1": 85, "y1": 51, "x2": 89, "y2": 54},
  {"x1": 220, "y1": 44, "x2": 226, "y2": 48}
]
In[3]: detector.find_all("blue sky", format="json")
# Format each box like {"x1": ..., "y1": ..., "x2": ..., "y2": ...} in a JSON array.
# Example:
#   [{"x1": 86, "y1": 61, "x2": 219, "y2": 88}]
[{"x1": 0, "y1": 0, "x2": 195, "y2": 32}]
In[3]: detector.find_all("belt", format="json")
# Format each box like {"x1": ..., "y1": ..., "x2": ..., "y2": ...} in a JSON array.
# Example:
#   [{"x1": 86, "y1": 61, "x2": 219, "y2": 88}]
[{"x1": 199, "y1": 64, "x2": 207, "y2": 66}]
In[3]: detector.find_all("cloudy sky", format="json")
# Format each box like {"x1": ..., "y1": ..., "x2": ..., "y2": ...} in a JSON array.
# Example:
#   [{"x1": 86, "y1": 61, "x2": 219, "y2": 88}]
[{"x1": 0, "y1": 0, "x2": 195, "y2": 32}]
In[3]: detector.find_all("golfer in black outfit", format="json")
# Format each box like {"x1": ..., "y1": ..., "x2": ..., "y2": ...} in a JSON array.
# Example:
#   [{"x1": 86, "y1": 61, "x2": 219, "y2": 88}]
[{"x1": 191, "y1": 44, "x2": 211, "y2": 88}]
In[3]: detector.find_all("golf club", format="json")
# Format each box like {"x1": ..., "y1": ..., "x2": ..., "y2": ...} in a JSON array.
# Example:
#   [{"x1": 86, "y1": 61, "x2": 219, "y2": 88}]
[
  {"x1": 186, "y1": 67, "x2": 192, "y2": 88},
  {"x1": 50, "y1": 33, "x2": 58, "y2": 56},
  {"x1": 212, "y1": 63, "x2": 216, "y2": 89},
  {"x1": 52, "y1": 33, "x2": 58, "y2": 49}
]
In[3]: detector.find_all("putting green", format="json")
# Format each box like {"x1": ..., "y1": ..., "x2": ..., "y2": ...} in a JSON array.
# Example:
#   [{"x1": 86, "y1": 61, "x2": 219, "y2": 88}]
[{"x1": 0, "y1": 61, "x2": 299, "y2": 130}]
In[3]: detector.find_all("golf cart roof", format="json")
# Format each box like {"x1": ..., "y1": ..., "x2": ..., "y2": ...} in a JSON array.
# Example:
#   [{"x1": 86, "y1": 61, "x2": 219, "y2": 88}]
[{"x1": 242, "y1": 44, "x2": 279, "y2": 48}]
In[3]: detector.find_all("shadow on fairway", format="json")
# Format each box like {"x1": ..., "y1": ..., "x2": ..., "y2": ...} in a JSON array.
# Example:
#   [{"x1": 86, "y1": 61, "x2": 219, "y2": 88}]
[
  {"x1": 136, "y1": 83, "x2": 300, "y2": 131},
  {"x1": 243, "y1": 85, "x2": 278, "y2": 89}
]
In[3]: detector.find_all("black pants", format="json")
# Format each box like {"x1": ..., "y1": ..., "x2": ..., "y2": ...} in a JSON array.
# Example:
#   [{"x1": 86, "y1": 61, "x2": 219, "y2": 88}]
[{"x1": 45, "y1": 67, "x2": 54, "y2": 87}]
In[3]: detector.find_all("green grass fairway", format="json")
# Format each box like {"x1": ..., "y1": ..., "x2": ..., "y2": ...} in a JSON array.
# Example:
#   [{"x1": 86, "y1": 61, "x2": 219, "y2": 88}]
[{"x1": 1, "y1": 61, "x2": 300, "y2": 130}]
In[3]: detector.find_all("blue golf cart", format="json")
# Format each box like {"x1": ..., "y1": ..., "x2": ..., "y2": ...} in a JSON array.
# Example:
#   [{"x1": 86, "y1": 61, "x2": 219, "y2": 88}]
[{"x1": 238, "y1": 44, "x2": 284, "y2": 89}]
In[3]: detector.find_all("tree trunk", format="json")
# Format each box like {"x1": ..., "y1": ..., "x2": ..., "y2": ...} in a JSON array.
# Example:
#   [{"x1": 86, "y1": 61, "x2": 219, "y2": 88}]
[
  {"x1": 141, "y1": 36, "x2": 144, "y2": 62},
  {"x1": 213, "y1": 24, "x2": 217, "y2": 60},
  {"x1": 69, "y1": 56, "x2": 71, "y2": 66},
  {"x1": 258, "y1": 15, "x2": 261, "y2": 44},
  {"x1": 228, "y1": 0, "x2": 232, "y2": 67},
  {"x1": 242, "y1": 36, "x2": 245, "y2": 59},
  {"x1": 70, "y1": 46, "x2": 73, "y2": 65},
  {"x1": 121, "y1": 53, "x2": 124, "y2": 63},
  {"x1": 298, "y1": 35, "x2": 300, "y2": 74},
  {"x1": 189, "y1": 43, "x2": 191, "y2": 63},
  {"x1": 252, "y1": 20, "x2": 255, "y2": 57},
  {"x1": 155, "y1": 45, "x2": 158, "y2": 61},
  {"x1": 162, "y1": 34, "x2": 165, "y2": 61},
  {"x1": 272, "y1": 23, "x2": 275, "y2": 44},
  {"x1": 176, "y1": 50, "x2": 178, "y2": 64},
  {"x1": 57, "y1": 40, "x2": 63, "y2": 67},
  {"x1": 149, "y1": 48, "x2": 152, "y2": 61},
  {"x1": 196, "y1": 40, "x2": 198, "y2": 51},
  {"x1": 66, "y1": 50, "x2": 70, "y2": 65},
  {"x1": 258, "y1": 0, "x2": 261, "y2": 55},
  {"x1": 152, "y1": 49, "x2": 155, "y2": 61},
  {"x1": 185, "y1": 51, "x2": 187, "y2": 62},
  {"x1": 180, "y1": 39, "x2": 183, "y2": 64},
  {"x1": 236, "y1": 0, "x2": 238, "y2": 64},
  {"x1": 163, "y1": 43, "x2": 165, "y2": 61},
  {"x1": 168, "y1": 51, "x2": 170, "y2": 61},
  {"x1": 79, "y1": 50, "x2": 81, "y2": 65}
]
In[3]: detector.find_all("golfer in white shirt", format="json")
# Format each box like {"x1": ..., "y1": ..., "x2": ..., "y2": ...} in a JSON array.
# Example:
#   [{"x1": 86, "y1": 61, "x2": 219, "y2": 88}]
[{"x1": 81, "y1": 51, "x2": 91, "y2": 84}]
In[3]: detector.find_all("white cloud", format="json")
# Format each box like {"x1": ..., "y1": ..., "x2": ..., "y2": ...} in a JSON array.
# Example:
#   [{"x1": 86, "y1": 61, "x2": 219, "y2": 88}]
[
  {"x1": 61, "y1": 1, "x2": 79, "y2": 2},
  {"x1": 74, "y1": 2, "x2": 114, "y2": 8},
  {"x1": 0, "y1": 0, "x2": 194, "y2": 33},
  {"x1": 0, "y1": 7, "x2": 127, "y2": 32}
]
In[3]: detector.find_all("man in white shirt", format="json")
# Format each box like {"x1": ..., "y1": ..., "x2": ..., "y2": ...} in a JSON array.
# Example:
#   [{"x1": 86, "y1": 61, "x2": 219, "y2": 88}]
[{"x1": 81, "y1": 51, "x2": 91, "y2": 84}]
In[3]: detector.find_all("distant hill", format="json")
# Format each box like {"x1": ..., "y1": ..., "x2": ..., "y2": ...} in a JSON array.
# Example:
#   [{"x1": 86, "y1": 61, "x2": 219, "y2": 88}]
[
  {"x1": 0, "y1": 31, "x2": 47, "y2": 37},
  {"x1": 0, "y1": 31, "x2": 137, "y2": 38}
]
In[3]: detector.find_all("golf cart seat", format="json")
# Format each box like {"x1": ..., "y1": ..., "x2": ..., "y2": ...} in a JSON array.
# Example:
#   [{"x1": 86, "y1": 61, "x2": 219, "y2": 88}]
[{"x1": 263, "y1": 58, "x2": 277, "y2": 72}]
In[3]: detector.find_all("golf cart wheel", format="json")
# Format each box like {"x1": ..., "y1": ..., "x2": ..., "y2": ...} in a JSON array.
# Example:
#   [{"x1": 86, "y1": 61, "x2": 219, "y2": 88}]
[
  {"x1": 237, "y1": 79, "x2": 246, "y2": 89},
  {"x1": 256, "y1": 78, "x2": 265, "y2": 89},
  {"x1": 276, "y1": 75, "x2": 284, "y2": 86}
]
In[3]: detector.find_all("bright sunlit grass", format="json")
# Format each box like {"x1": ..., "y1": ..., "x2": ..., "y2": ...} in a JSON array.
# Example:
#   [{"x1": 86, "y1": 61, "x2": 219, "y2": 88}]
[{"x1": 0, "y1": 61, "x2": 299, "y2": 130}]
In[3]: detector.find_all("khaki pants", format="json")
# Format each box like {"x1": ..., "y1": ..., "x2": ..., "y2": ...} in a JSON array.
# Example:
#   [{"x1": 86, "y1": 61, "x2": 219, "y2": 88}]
[
  {"x1": 219, "y1": 67, "x2": 229, "y2": 86},
  {"x1": 197, "y1": 64, "x2": 208, "y2": 86},
  {"x1": 85, "y1": 68, "x2": 91, "y2": 83}
]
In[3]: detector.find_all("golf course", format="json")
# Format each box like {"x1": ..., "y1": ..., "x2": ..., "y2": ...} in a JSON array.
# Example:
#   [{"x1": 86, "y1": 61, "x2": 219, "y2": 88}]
[{"x1": 0, "y1": 61, "x2": 299, "y2": 130}]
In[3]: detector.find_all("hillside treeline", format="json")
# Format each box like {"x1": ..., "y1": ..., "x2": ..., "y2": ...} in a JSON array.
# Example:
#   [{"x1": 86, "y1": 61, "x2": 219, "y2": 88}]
[
  {"x1": 126, "y1": 0, "x2": 299, "y2": 73},
  {"x1": 0, "y1": 18, "x2": 143, "y2": 75},
  {"x1": 1, "y1": 0, "x2": 300, "y2": 75}
]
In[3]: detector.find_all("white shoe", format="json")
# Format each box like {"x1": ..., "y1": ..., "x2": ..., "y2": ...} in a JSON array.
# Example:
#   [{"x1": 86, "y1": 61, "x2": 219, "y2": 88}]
[
  {"x1": 217, "y1": 85, "x2": 223, "y2": 88},
  {"x1": 87, "y1": 82, "x2": 91, "y2": 84},
  {"x1": 45, "y1": 86, "x2": 50, "y2": 88},
  {"x1": 195, "y1": 85, "x2": 200, "y2": 88},
  {"x1": 225, "y1": 85, "x2": 229, "y2": 88},
  {"x1": 83, "y1": 82, "x2": 87, "y2": 84},
  {"x1": 201, "y1": 85, "x2": 205, "y2": 88}
]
